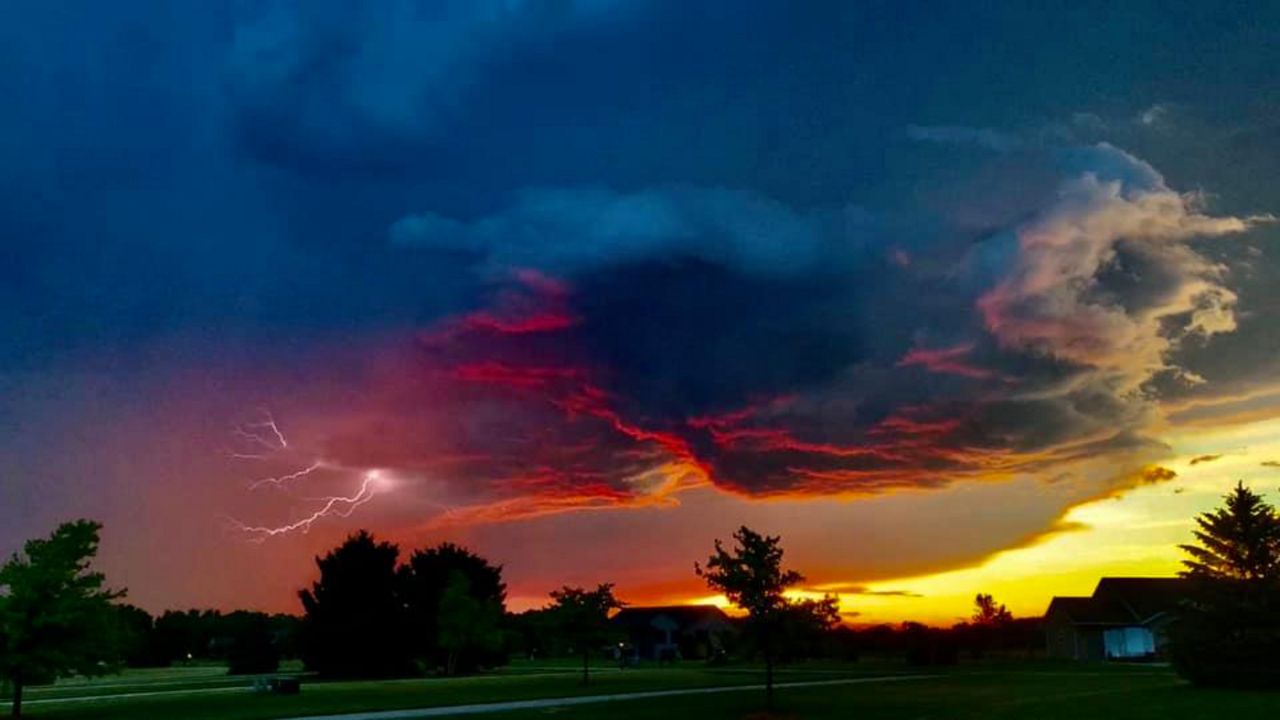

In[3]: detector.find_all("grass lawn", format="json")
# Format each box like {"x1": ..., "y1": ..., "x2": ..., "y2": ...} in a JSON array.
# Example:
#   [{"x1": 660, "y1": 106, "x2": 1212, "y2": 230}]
[
  {"x1": 7, "y1": 660, "x2": 1279, "y2": 719},
  {"x1": 13, "y1": 660, "x2": 874, "y2": 719},
  {"x1": 16, "y1": 663, "x2": 305, "y2": 702},
  {"x1": 484, "y1": 664, "x2": 1280, "y2": 720}
]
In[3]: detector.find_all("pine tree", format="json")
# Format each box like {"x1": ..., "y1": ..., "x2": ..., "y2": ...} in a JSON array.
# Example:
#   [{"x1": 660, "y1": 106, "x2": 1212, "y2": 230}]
[
  {"x1": 1170, "y1": 483, "x2": 1280, "y2": 688},
  {"x1": 1180, "y1": 482, "x2": 1280, "y2": 584}
]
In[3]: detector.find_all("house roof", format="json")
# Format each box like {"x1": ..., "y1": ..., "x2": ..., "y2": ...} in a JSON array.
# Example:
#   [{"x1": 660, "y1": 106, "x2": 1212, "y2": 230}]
[
  {"x1": 1092, "y1": 578, "x2": 1186, "y2": 622},
  {"x1": 612, "y1": 605, "x2": 731, "y2": 628},
  {"x1": 1045, "y1": 596, "x2": 1132, "y2": 624},
  {"x1": 1045, "y1": 577, "x2": 1188, "y2": 626}
]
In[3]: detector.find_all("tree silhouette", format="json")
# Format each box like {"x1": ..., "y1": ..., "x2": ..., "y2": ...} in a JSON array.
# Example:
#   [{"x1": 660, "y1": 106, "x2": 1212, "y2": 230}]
[
  {"x1": 972, "y1": 593, "x2": 1012, "y2": 626},
  {"x1": 154, "y1": 609, "x2": 218, "y2": 663},
  {"x1": 1180, "y1": 482, "x2": 1280, "y2": 585},
  {"x1": 436, "y1": 572, "x2": 503, "y2": 676},
  {"x1": 225, "y1": 612, "x2": 280, "y2": 675},
  {"x1": 0, "y1": 520, "x2": 124, "y2": 718},
  {"x1": 1171, "y1": 483, "x2": 1280, "y2": 688},
  {"x1": 114, "y1": 604, "x2": 164, "y2": 668},
  {"x1": 547, "y1": 584, "x2": 622, "y2": 684},
  {"x1": 697, "y1": 526, "x2": 811, "y2": 710},
  {"x1": 777, "y1": 594, "x2": 842, "y2": 660},
  {"x1": 400, "y1": 542, "x2": 506, "y2": 672},
  {"x1": 298, "y1": 531, "x2": 413, "y2": 678},
  {"x1": 147, "y1": 609, "x2": 296, "y2": 666}
]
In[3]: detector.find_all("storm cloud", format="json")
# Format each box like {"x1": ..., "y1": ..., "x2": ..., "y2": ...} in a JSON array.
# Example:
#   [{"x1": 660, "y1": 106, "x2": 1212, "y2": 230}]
[
  {"x1": 307, "y1": 141, "x2": 1259, "y2": 516},
  {"x1": 4, "y1": 0, "x2": 1280, "y2": 612}
]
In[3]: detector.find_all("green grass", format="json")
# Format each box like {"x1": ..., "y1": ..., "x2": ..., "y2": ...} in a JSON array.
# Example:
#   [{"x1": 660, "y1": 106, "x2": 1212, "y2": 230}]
[
  {"x1": 15, "y1": 660, "x2": 873, "y2": 719},
  {"x1": 17, "y1": 664, "x2": 302, "y2": 702},
  {"x1": 8, "y1": 660, "x2": 1279, "y2": 719},
  {"x1": 484, "y1": 663, "x2": 1280, "y2": 720}
]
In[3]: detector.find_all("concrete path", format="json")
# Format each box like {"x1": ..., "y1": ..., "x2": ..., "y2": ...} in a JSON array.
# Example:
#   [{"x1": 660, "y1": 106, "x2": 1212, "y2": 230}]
[
  {"x1": 285, "y1": 674, "x2": 935, "y2": 720},
  {"x1": 21, "y1": 685, "x2": 249, "y2": 706}
]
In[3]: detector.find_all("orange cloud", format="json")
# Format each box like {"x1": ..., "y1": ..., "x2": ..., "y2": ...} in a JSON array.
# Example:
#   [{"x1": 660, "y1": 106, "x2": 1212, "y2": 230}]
[{"x1": 1136, "y1": 465, "x2": 1178, "y2": 484}]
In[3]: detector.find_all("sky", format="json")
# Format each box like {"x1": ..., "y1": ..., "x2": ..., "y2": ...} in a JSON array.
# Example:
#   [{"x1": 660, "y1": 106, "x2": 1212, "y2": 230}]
[{"x1": 3, "y1": 0, "x2": 1280, "y2": 625}]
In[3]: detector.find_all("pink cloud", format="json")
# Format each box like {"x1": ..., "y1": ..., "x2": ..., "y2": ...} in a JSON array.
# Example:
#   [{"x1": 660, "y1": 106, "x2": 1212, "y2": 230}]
[{"x1": 896, "y1": 343, "x2": 994, "y2": 380}]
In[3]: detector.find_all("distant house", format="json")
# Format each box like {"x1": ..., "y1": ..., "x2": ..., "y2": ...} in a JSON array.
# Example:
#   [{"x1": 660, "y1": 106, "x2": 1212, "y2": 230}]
[
  {"x1": 611, "y1": 605, "x2": 734, "y2": 661},
  {"x1": 1044, "y1": 578, "x2": 1188, "y2": 660}
]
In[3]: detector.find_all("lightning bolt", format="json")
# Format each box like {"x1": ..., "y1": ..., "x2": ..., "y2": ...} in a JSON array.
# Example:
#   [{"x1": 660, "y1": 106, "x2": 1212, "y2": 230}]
[
  {"x1": 225, "y1": 409, "x2": 390, "y2": 541},
  {"x1": 229, "y1": 409, "x2": 289, "y2": 459},
  {"x1": 228, "y1": 470, "x2": 384, "y2": 542},
  {"x1": 248, "y1": 461, "x2": 326, "y2": 491}
]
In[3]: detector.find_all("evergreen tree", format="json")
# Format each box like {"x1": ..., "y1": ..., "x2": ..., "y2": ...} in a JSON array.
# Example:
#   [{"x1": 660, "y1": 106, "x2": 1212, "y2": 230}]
[
  {"x1": 1180, "y1": 482, "x2": 1280, "y2": 584},
  {"x1": 1171, "y1": 483, "x2": 1280, "y2": 688}
]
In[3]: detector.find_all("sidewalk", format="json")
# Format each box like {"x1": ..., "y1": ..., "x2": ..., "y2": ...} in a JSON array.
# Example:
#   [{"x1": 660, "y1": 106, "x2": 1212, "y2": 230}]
[{"x1": 284, "y1": 674, "x2": 935, "y2": 720}]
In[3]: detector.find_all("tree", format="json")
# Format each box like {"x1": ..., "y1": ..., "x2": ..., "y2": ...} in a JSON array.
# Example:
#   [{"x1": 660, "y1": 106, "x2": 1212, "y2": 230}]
[
  {"x1": 902, "y1": 621, "x2": 960, "y2": 666},
  {"x1": 504, "y1": 608, "x2": 559, "y2": 660},
  {"x1": 777, "y1": 595, "x2": 842, "y2": 660},
  {"x1": 114, "y1": 604, "x2": 164, "y2": 668},
  {"x1": 962, "y1": 593, "x2": 1014, "y2": 659},
  {"x1": 224, "y1": 612, "x2": 280, "y2": 675},
  {"x1": 146, "y1": 609, "x2": 297, "y2": 666},
  {"x1": 298, "y1": 531, "x2": 413, "y2": 678},
  {"x1": 154, "y1": 609, "x2": 217, "y2": 664},
  {"x1": 1180, "y1": 482, "x2": 1280, "y2": 585},
  {"x1": 972, "y1": 593, "x2": 1012, "y2": 626},
  {"x1": 400, "y1": 543, "x2": 506, "y2": 672},
  {"x1": 546, "y1": 584, "x2": 622, "y2": 684},
  {"x1": 436, "y1": 573, "x2": 503, "y2": 676},
  {"x1": 696, "y1": 526, "x2": 808, "y2": 710},
  {"x1": 1171, "y1": 483, "x2": 1280, "y2": 688},
  {"x1": 0, "y1": 520, "x2": 124, "y2": 718}
]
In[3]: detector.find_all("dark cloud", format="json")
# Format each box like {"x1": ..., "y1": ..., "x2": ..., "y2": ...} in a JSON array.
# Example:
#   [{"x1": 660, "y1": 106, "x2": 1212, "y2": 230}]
[
  {"x1": 816, "y1": 584, "x2": 924, "y2": 599},
  {"x1": 323, "y1": 140, "x2": 1252, "y2": 510},
  {"x1": 391, "y1": 185, "x2": 867, "y2": 280},
  {"x1": 224, "y1": 0, "x2": 643, "y2": 173},
  {"x1": 1189, "y1": 454, "x2": 1223, "y2": 466}
]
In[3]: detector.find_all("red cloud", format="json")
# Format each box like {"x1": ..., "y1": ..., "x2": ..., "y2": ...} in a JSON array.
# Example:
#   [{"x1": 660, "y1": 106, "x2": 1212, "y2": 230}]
[
  {"x1": 312, "y1": 253, "x2": 1179, "y2": 527},
  {"x1": 896, "y1": 343, "x2": 995, "y2": 380},
  {"x1": 456, "y1": 310, "x2": 578, "y2": 335}
]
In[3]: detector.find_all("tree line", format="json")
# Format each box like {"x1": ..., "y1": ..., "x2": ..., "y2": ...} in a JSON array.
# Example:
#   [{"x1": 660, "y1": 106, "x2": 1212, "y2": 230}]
[
  {"x1": 4, "y1": 480, "x2": 1279, "y2": 715},
  {"x1": 114, "y1": 606, "x2": 299, "y2": 673},
  {"x1": 0, "y1": 521, "x2": 1041, "y2": 716}
]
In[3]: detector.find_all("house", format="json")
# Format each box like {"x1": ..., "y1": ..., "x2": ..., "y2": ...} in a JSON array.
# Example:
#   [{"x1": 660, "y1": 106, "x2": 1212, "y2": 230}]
[
  {"x1": 1044, "y1": 577, "x2": 1188, "y2": 660},
  {"x1": 611, "y1": 605, "x2": 734, "y2": 661}
]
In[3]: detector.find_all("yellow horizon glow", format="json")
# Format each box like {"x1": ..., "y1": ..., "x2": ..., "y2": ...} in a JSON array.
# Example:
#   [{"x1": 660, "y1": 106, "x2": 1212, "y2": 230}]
[
  {"x1": 659, "y1": 415, "x2": 1280, "y2": 626},
  {"x1": 505, "y1": 416, "x2": 1280, "y2": 626}
]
